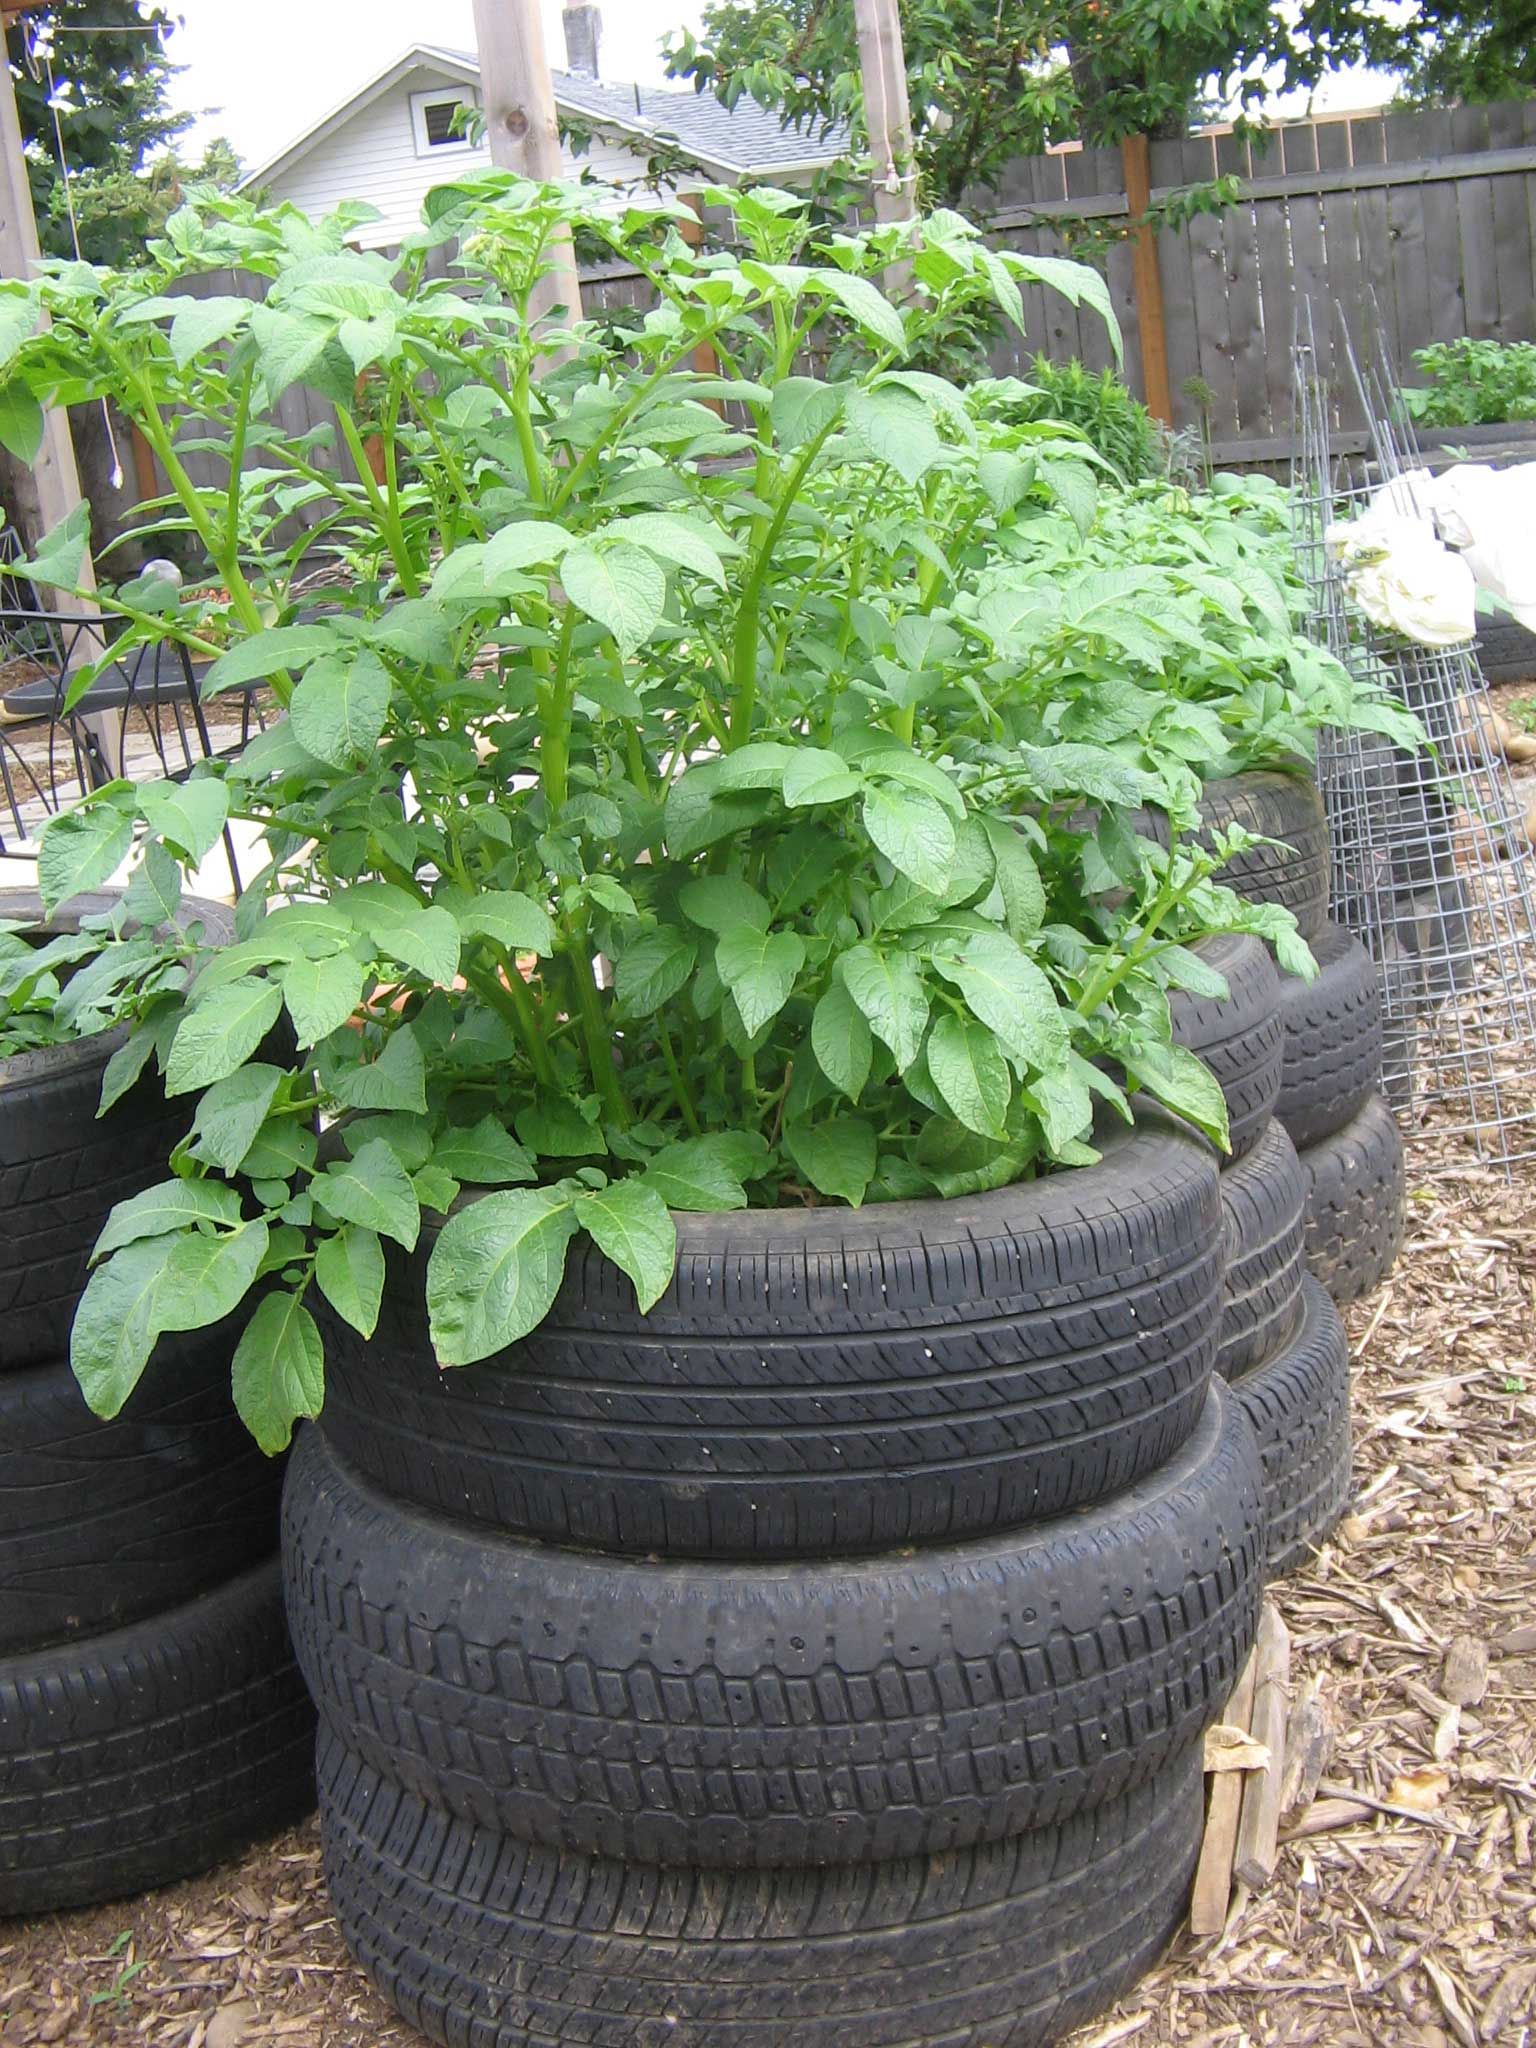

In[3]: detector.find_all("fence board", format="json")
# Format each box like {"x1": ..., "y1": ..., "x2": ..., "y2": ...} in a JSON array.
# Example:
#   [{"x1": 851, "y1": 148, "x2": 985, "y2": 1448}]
[
  {"x1": 1064, "y1": 148, "x2": 1116, "y2": 374},
  {"x1": 1283, "y1": 122, "x2": 1335, "y2": 409},
  {"x1": 1482, "y1": 103, "x2": 1532, "y2": 337},
  {"x1": 1182, "y1": 135, "x2": 1237, "y2": 433},
  {"x1": 1382, "y1": 124, "x2": 1433, "y2": 388},
  {"x1": 1216, "y1": 132, "x2": 1269, "y2": 439},
  {"x1": 1348, "y1": 117, "x2": 1398, "y2": 400}
]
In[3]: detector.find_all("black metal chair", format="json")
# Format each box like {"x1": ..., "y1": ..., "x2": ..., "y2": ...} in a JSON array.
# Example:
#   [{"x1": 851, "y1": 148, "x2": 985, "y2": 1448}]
[
  {"x1": 0, "y1": 700, "x2": 95, "y2": 862},
  {"x1": 0, "y1": 609, "x2": 269, "y2": 887}
]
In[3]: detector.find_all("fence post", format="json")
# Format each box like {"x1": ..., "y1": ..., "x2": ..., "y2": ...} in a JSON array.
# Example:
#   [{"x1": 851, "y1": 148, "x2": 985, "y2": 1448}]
[
  {"x1": 1121, "y1": 133, "x2": 1174, "y2": 424},
  {"x1": 853, "y1": 0, "x2": 919, "y2": 224},
  {"x1": 470, "y1": 0, "x2": 583, "y2": 349}
]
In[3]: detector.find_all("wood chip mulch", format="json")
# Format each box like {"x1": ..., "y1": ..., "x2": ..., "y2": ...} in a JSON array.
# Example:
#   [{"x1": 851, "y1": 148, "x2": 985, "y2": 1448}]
[{"x1": 2, "y1": 1141, "x2": 1533, "y2": 2048}]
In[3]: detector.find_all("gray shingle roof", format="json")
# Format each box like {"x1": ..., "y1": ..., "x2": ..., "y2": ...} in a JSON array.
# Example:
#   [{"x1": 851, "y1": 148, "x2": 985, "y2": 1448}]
[{"x1": 431, "y1": 47, "x2": 850, "y2": 175}]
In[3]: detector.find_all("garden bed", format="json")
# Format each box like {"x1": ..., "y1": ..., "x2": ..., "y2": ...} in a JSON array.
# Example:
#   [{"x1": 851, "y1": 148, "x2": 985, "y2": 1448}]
[{"x1": 3, "y1": 1144, "x2": 1531, "y2": 2048}]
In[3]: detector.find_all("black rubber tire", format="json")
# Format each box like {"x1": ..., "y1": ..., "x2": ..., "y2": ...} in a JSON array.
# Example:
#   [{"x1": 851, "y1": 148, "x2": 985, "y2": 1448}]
[
  {"x1": 0, "y1": 889, "x2": 234, "y2": 1375},
  {"x1": 1136, "y1": 771, "x2": 1330, "y2": 939},
  {"x1": 1275, "y1": 922, "x2": 1384, "y2": 1151},
  {"x1": 1320, "y1": 732, "x2": 1399, "y2": 936},
  {"x1": 1384, "y1": 876, "x2": 1476, "y2": 1005},
  {"x1": 317, "y1": 1117, "x2": 1223, "y2": 1561},
  {"x1": 0, "y1": 1558, "x2": 315, "y2": 1916},
  {"x1": 1475, "y1": 610, "x2": 1536, "y2": 684},
  {"x1": 1216, "y1": 1118, "x2": 1305, "y2": 1382},
  {"x1": 1167, "y1": 932, "x2": 1283, "y2": 1164},
  {"x1": 0, "y1": 1342, "x2": 284, "y2": 1656},
  {"x1": 1391, "y1": 756, "x2": 1459, "y2": 895},
  {"x1": 318, "y1": 1728, "x2": 1204, "y2": 2048},
  {"x1": 284, "y1": 1389, "x2": 1263, "y2": 1869},
  {"x1": 1232, "y1": 1277, "x2": 1352, "y2": 1579},
  {"x1": 1299, "y1": 1093, "x2": 1407, "y2": 1306}
]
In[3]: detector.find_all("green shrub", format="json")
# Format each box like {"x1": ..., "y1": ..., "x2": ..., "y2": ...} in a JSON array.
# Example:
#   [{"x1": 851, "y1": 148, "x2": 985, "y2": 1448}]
[
  {"x1": 994, "y1": 357, "x2": 1167, "y2": 481},
  {"x1": 1400, "y1": 338, "x2": 1536, "y2": 428}
]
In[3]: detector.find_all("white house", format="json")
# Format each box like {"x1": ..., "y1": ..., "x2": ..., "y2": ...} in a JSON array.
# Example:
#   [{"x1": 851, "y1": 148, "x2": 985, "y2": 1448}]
[{"x1": 238, "y1": 5, "x2": 849, "y2": 250}]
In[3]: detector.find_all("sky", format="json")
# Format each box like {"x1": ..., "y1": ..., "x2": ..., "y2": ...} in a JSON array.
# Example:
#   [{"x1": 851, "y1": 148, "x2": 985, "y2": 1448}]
[
  {"x1": 156, "y1": 0, "x2": 1397, "y2": 180},
  {"x1": 161, "y1": 0, "x2": 706, "y2": 173}
]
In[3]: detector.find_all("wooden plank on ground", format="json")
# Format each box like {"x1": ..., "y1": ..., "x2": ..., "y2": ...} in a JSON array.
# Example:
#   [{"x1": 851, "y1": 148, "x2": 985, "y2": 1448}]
[
  {"x1": 1190, "y1": 1643, "x2": 1261, "y2": 1936},
  {"x1": 1235, "y1": 1602, "x2": 1294, "y2": 1891}
]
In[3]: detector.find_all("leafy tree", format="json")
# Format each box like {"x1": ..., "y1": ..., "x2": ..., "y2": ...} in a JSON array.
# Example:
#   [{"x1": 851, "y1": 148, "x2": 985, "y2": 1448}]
[
  {"x1": 1362, "y1": 0, "x2": 1536, "y2": 103},
  {"x1": 5, "y1": 0, "x2": 192, "y2": 261},
  {"x1": 39, "y1": 137, "x2": 242, "y2": 271},
  {"x1": 664, "y1": 0, "x2": 1381, "y2": 206}
]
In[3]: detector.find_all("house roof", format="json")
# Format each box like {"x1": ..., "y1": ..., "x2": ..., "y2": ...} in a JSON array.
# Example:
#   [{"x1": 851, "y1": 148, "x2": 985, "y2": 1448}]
[{"x1": 239, "y1": 43, "x2": 851, "y2": 194}]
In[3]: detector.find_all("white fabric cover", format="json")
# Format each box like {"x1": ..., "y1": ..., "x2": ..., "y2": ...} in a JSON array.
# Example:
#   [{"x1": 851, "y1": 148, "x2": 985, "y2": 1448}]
[{"x1": 1325, "y1": 498, "x2": 1478, "y2": 646}]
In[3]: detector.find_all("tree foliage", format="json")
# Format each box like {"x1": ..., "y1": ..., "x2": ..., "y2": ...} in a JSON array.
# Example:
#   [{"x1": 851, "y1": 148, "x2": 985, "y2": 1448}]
[
  {"x1": 664, "y1": 0, "x2": 1384, "y2": 205},
  {"x1": 1363, "y1": 0, "x2": 1536, "y2": 104},
  {"x1": 5, "y1": 0, "x2": 193, "y2": 261}
]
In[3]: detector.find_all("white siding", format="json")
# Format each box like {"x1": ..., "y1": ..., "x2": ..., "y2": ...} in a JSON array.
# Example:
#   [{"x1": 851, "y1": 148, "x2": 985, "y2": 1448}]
[{"x1": 261, "y1": 65, "x2": 672, "y2": 248}]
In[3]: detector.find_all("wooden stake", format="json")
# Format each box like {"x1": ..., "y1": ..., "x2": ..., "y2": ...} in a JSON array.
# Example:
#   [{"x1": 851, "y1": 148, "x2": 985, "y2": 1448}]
[
  {"x1": 1234, "y1": 1601, "x2": 1293, "y2": 1890},
  {"x1": 852, "y1": 0, "x2": 917, "y2": 224},
  {"x1": 679, "y1": 194, "x2": 721, "y2": 405},
  {"x1": 1121, "y1": 133, "x2": 1173, "y2": 426},
  {"x1": 0, "y1": 51, "x2": 96, "y2": 583},
  {"x1": 129, "y1": 422, "x2": 159, "y2": 508},
  {"x1": 0, "y1": 16, "x2": 117, "y2": 766},
  {"x1": 1190, "y1": 1641, "x2": 1259, "y2": 1936},
  {"x1": 470, "y1": 0, "x2": 583, "y2": 347}
]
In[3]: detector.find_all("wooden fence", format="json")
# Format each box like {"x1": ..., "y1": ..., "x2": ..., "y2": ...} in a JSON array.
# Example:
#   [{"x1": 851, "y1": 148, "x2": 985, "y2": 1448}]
[
  {"x1": 980, "y1": 100, "x2": 1536, "y2": 465},
  {"x1": 129, "y1": 96, "x2": 1536, "y2": 517}
]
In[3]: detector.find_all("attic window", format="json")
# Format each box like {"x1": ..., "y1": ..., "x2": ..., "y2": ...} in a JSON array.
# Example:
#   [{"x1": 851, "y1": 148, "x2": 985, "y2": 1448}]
[{"x1": 410, "y1": 87, "x2": 476, "y2": 156}]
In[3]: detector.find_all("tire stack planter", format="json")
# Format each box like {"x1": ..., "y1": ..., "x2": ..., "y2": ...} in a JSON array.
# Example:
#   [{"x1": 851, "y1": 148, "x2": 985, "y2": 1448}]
[
  {"x1": 1162, "y1": 775, "x2": 1395, "y2": 1574},
  {"x1": 0, "y1": 890, "x2": 315, "y2": 1917},
  {"x1": 287, "y1": 1118, "x2": 1268, "y2": 2048},
  {"x1": 1135, "y1": 770, "x2": 1332, "y2": 941},
  {"x1": 1156, "y1": 769, "x2": 1410, "y2": 1317},
  {"x1": 1275, "y1": 921, "x2": 1408, "y2": 1307},
  {"x1": 1169, "y1": 925, "x2": 1354, "y2": 1578}
]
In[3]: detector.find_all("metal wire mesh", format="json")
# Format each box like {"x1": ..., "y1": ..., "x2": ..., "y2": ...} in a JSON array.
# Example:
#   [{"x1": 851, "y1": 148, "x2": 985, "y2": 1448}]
[{"x1": 1289, "y1": 303, "x2": 1536, "y2": 1174}]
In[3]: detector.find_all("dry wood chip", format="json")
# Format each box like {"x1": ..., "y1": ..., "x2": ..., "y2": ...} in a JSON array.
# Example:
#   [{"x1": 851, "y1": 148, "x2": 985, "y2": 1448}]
[
  {"x1": 1390, "y1": 1765, "x2": 1454, "y2": 1811},
  {"x1": 1203, "y1": 1723, "x2": 1272, "y2": 1772},
  {"x1": 203, "y1": 2001, "x2": 257, "y2": 2048},
  {"x1": 1422, "y1": 1954, "x2": 1478, "y2": 2048},
  {"x1": 1442, "y1": 1633, "x2": 1491, "y2": 1706},
  {"x1": 1481, "y1": 1960, "x2": 1536, "y2": 2039}
]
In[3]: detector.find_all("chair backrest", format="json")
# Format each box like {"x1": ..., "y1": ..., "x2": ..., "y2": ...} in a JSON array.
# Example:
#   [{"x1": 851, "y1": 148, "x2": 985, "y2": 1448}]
[{"x1": 0, "y1": 715, "x2": 93, "y2": 856}]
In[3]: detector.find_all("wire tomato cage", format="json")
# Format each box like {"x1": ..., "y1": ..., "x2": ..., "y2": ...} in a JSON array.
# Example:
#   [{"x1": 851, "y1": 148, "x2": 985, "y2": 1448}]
[{"x1": 1289, "y1": 298, "x2": 1536, "y2": 1175}]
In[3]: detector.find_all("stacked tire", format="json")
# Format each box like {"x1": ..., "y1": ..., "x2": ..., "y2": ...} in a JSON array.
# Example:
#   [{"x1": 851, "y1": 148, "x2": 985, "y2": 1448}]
[
  {"x1": 1149, "y1": 771, "x2": 1407, "y2": 1312},
  {"x1": 1275, "y1": 922, "x2": 1408, "y2": 1308},
  {"x1": 0, "y1": 890, "x2": 314, "y2": 1918},
  {"x1": 1160, "y1": 772, "x2": 1400, "y2": 1577},
  {"x1": 287, "y1": 1119, "x2": 1268, "y2": 2048}
]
